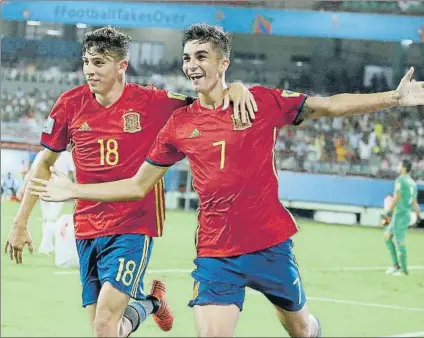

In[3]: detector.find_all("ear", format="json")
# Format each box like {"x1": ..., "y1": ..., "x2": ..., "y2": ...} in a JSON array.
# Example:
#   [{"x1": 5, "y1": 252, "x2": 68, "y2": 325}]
[
  {"x1": 118, "y1": 60, "x2": 128, "y2": 74},
  {"x1": 220, "y1": 57, "x2": 230, "y2": 73}
]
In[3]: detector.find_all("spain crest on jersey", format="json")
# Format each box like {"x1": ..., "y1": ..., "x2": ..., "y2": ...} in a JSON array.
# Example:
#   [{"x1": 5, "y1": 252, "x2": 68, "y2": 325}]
[
  {"x1": 231, "y1": 114, "x2": 252, "y2": 131},
  {"x1": 123, "y1": 111, "x2": 142, "y2": 133}
]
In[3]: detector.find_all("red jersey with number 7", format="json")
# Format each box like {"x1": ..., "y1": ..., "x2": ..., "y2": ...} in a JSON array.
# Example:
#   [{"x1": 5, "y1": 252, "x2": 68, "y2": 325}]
[
  {"x1": 146, "y1": 86, "x2": 307, "y2": 257},
  {"x1": 40, "y1": 83, "x2": 190, "y2": 239}
]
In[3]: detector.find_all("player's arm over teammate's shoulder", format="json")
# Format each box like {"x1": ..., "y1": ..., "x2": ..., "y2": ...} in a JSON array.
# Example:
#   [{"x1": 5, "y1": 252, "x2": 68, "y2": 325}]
[
  {"x1": 152, "y1": 83, "x2": 257, "y2": 124},
  {"x1": 294, "y1": 67, "x2": 423, "y2": 124}
]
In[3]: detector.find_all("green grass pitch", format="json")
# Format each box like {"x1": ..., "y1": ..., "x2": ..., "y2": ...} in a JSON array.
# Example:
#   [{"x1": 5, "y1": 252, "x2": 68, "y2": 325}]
[{"x1": 1, "y1": 201, "x2": 424, "y2": 337}]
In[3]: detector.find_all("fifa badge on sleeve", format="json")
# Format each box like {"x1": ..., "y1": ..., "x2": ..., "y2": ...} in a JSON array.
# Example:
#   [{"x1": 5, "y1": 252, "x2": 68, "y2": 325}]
[{"x1": 42, "y1": 116, "x2": 55, "y2": 134}]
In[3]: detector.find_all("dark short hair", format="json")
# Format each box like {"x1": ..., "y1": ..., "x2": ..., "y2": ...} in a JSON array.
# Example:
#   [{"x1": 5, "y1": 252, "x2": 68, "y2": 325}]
[
  {"x1": 402, "y1": 159, "x2": 412, "y2": 173},
  {"x1": 82, "y1": 26, "x2": 131, "y2": 60},
  {"x1": 182, "y1": 23, "x2": 231, "y2": 58}
]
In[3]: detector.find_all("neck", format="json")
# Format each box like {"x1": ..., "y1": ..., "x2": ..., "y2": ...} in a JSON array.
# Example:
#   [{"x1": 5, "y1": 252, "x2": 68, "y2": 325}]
[
  {"x1": 198, "y1": 76, "x2": 227, "y2": 110},
  {"x1": 95, "y1": 77, "x2": 126, "y2": 107}
]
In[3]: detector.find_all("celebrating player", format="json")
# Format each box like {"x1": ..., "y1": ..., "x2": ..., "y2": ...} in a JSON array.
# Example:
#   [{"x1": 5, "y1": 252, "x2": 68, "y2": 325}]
[
  {"x1": 4, "y1": 26, "x2": 256, "y2": 338},
  {"x1": 382, "y1": 159, "x2": 421, "y2": 276},
  {"x1": 29, "y1": 24, "x2": 424, "y2": 337}
]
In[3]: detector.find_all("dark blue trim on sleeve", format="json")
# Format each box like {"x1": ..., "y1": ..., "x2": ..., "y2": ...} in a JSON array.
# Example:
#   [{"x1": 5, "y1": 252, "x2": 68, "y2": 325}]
[
  {"x1": 186, "y1": 96, "x2": 195, "y2": 105},
  {"x1": 40, "y1": 141, "x2": 66, "y2": 153},
  {"x1": 146, "y1": 158, "x2": 174, "y2": 168},
  {"x1": 292, "y1": 95, "x2": 308, "y2": 126}
]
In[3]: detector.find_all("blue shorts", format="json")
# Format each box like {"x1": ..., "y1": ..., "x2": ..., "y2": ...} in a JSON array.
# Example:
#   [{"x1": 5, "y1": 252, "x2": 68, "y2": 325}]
[
  {"x1": 76, "y1": 234, "x2": 153, "y2": 307},
  {"x1": 189, "y1": 239, "x2": 306, "y2": 312}
]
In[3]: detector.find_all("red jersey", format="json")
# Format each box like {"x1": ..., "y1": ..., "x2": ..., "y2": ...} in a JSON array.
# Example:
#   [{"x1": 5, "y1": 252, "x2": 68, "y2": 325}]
[
  {"x1": 147, "y1": 86, "x2": 307, "y2": 257},
  {"x1": 41, "y1": 83, "x2": 190, "y2": 239}
]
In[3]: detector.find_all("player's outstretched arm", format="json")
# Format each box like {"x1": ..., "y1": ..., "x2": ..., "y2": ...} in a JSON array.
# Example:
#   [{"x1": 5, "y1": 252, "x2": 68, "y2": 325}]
[
  {"x1": 296, "y1": 67, "x2": 423, "y2": 122},
  {"x1": 29, "y1": 162, "x2": 168, "y2": 203},
  {"x1": 5, "y1": 149, "x2": 60, "y2": 264}
]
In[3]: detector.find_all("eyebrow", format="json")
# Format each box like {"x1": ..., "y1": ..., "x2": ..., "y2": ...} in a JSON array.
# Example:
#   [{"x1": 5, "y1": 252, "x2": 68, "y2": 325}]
[
  {"x1": 182, "y1": 50, "x2": 209, "y2": 57},
  {"x1": 82, "y1": 56, "x2": 106, "y2": 61}
]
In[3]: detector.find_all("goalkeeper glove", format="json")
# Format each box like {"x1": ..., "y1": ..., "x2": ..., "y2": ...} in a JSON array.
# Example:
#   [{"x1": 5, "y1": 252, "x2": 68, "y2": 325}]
[{"x1": 380, "y1": 211, "x2": 392, "y2": 227}]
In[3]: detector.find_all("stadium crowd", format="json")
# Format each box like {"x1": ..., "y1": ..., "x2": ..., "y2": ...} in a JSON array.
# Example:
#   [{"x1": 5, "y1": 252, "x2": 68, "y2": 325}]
[{"x1": 2, "y1": 68, "x2": 424, "y2": 181}]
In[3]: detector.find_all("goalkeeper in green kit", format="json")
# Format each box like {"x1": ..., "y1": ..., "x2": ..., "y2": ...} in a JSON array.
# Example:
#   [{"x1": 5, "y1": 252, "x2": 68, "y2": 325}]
[{"x1": 383, "y1": 160, "x2": 421, "y2": 276}]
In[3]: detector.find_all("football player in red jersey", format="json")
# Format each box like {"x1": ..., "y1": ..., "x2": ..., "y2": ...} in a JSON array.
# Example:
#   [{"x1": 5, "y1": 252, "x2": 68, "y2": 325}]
[
  {"x1": 29, "y1": 24, "x2": 424, "y2": 337},
  {"x1": 4, "y1": 26, "x2": 257, "y2": 338}
]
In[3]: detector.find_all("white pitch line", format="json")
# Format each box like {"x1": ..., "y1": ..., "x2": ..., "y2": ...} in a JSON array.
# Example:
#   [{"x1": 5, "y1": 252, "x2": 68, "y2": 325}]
[
  {"x1": 54, "y1": 269, "x2": 424, "y2": 313},
  {"x1": 384, "y1": 331, "x2": 424, "y2": 337},
  {"x1": 247, "y1": 290, "x2": 424, "y2": 312},
  {"x1": 306, "y1": 296, "x2": 424, "y2": 312},
  {"x1": 306, "y1": 266, "x2": 424, "y2": 272}
]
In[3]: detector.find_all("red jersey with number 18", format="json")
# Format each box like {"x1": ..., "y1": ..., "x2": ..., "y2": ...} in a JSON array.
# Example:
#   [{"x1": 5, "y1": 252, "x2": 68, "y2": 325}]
[
  {"x1": 40, "y1": 83, "x2": 190, "y2": 239},
  {"x1": 146, "y1": 86, "x2": 307, "y2": 257}
]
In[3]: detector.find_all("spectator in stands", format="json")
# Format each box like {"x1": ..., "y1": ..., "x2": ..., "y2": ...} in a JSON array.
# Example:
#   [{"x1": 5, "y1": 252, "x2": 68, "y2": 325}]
[
  {"x1": 358, "y1": 132, "x2": 374, "y2": 164},
  {"x1": 2, "y1": 172, "x2": 17, "y2": 199}
]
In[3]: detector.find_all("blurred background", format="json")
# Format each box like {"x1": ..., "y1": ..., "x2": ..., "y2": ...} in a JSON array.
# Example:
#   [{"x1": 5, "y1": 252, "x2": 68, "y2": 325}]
[{"x1": 1, "y1": 1, "x2": 424, "y2": 337}]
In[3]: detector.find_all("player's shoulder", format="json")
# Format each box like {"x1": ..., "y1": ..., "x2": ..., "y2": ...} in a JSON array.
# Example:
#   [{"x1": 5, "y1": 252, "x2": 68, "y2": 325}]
[
  {"x1": 128, "y1": 83, "x2": 188, "y2": 103},
  {"x1": 59, "y1": 84, "x2": 91, "y2": 103},
  {"x1": 170, "y1": 102, "x2": 192, "y2": 119},
  {"x1": 250, "y1": 85, "x2": 304, "y2": 98}
]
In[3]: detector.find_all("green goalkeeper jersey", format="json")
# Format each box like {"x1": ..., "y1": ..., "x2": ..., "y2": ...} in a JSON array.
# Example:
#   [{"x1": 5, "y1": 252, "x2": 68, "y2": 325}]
[{"x1": 394, "y1": 174, "x2": 417, "y2": 214}]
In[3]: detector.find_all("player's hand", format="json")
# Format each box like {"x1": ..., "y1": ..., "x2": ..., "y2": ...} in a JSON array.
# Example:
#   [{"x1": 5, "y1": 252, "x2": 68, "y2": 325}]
[
  {"x1": 224, "y1": 83, "x2": 258, "y2": 124},
  {"x1": 395, "y1": 67, "x2": 424, "y2": 106},
  {"x1": 4, "y1": 220, "x2": 34, "y2": 264},
  {"x1": 380, "y1": 215, "x2": 391, "y2": 227},
  {"x1": 28, "y1": 166, "x2": 75, "y2": 202}
]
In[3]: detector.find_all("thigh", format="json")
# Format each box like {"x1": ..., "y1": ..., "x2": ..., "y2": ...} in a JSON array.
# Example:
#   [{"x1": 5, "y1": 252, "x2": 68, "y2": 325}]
[
  {"x1": 189, "y1": 257, "x2": 246, "y2": 311},
  {"x1": 246, "y1": 239, "x2": 306, "y2": 312},
  {"x1": 96, "y1": 234, "x2": 153, "y2": 301},
  {"x1": 76, "y1": 238, "x2": 101, "y2": 307},
  {"x1": 86, "y1": 303, "x2": 97, "y2": 330},
  {"x1": 193, "y1": 304, "x2": 240, "y2": 337},
  {"x1": 95, "y1": 281, "x2": 131, "y2": 327},
  {"x1": 274, "y1": 302, "x2": 311, "y2": 337},
  {"x1": 393, "y1": 214, "x2": 409, "y2": 243}
]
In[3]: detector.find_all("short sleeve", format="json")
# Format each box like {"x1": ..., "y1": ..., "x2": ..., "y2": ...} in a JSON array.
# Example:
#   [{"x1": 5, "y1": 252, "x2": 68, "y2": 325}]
[
  {"x1": 146, "y1": 117, "x2": 186, "y2": 167},
  {"x1": 252, "y1": 87, "x2": 307, "y2": 128},
  {"x1": 40, "y1": 95, "x2": 69, "y2": 152}
]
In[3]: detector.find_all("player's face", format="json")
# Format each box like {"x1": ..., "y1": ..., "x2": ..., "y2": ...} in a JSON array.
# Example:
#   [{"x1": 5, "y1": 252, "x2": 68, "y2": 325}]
[
  {"x1": 182, "y1": 41, "x2": 229, "y2": 94},
  {"x1": 82, "y1": 50, "x2": 127, "y2": 95}
]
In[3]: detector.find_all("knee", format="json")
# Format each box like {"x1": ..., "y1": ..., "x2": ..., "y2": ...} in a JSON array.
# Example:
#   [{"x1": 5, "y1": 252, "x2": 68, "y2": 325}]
[
  {"x1": 198, "y1": 327, "x2": 228, "y2": 337},
  {"x1": 197, "y1": 322, "x2": 233, "y2": 337},
  {"x1": 93, "y1": 314, "x2": 118, "y2": 337},
  {"x1": 384, "y1": 232, "x2": 392, "y2": 241},
  {"x1": 285, "y1": 319, "x2": 310, "y2": 338}
]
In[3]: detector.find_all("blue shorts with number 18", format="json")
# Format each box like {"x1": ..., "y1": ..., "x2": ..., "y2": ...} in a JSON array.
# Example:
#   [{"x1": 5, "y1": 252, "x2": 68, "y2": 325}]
[
  {"x1": 76, "y1": 234, "x2": 153, "y2": 307},
  {"x1": 189, "y1": 239, "x2": 306, "y2": 312}
]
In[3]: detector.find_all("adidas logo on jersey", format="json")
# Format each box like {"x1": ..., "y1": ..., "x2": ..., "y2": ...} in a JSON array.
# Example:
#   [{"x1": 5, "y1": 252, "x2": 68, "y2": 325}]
[
  {"x1": 78, "y1": 122, "x2": 91, "y2": 131},
  {"x1": 189, "y1": 128, "x2": 201, "y2": 138}
]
